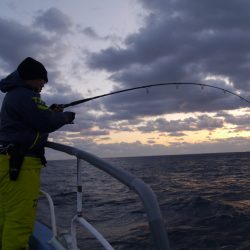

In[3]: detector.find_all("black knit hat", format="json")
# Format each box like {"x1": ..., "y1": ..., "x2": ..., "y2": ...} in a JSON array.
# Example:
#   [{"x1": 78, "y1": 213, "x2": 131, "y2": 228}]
[{"x1": 17, "y1": 57, "x2": 48, "y2": 82}]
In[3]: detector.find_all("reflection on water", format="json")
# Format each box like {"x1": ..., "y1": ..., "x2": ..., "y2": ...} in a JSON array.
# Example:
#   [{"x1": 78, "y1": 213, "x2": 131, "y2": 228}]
[{"x1": 37, "y1": 152, "x2": 250, "y2": 250}]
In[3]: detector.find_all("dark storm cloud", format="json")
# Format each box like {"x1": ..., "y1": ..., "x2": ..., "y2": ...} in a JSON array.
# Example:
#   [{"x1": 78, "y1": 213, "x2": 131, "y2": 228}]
[
  {"x1": 34, "y1": 7, "x2": 73, "y2": 34},
  {"x1": 85, "y1": 0, "x2": 250, "y2": 116}
]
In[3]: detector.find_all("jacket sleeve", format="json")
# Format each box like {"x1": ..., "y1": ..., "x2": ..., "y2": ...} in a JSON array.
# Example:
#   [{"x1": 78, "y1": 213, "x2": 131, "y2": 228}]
[{"x1": 14, "y1": 91, "x2": 71, "y2": 133}]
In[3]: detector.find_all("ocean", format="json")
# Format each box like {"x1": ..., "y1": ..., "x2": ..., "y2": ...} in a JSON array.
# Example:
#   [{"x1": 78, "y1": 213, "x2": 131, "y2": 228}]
[{"x1": 36, "y1": 151, "x2": 250, "y2": 250}]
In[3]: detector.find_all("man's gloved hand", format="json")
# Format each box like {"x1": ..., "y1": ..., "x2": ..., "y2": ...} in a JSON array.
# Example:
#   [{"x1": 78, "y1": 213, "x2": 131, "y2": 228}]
[
  {"x1": 64, "y1": 112, "x2": 75, "y2": 124},
  {"x1": 49, "y1": 104, "x2": 64, "y2": 112}
]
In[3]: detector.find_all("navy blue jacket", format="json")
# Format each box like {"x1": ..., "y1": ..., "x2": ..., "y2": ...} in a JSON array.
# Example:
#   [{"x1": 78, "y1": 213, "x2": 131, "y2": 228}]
[{"x1": 0, "y1": 71, "x2": 71, "y2": 158}]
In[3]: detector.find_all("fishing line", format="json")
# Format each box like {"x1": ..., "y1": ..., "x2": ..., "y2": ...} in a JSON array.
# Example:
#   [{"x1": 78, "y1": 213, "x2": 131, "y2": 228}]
[{"x1": 61, "y1": 82, "x2": 250, "y2": 108}]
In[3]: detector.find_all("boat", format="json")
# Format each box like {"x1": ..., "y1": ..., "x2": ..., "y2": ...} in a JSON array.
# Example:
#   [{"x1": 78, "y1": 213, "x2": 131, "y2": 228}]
[{"x1": 29, "y1": 141, "x2": 170, "y2": 250}]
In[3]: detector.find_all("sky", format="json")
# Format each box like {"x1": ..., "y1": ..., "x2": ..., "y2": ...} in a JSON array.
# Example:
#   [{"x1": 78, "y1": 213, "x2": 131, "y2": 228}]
[{"x1": 1, "y1": 0, "x2": 250, "y2": 159}]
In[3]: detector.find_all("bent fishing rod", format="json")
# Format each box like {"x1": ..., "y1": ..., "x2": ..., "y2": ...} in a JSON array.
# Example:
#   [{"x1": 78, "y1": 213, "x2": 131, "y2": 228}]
[{"x1": 61, "y1": 82, "x2": 250, "y2": 108}]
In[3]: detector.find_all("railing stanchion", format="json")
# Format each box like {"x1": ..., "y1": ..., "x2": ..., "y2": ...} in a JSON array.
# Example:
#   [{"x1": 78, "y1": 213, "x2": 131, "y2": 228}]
[{"x1": 76, "y1": 158, "x2": 83, "y2": 216}]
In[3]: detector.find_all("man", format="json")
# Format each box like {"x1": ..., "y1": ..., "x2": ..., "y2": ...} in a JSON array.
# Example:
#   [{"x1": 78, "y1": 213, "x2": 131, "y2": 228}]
[{"x1": 0, "y1": 57, "x2": 75, "y2": 249}]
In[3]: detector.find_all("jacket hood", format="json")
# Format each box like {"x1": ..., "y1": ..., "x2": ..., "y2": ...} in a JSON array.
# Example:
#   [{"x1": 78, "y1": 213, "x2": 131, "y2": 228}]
[{"x1": 0, "y1": 71, "x2": 26, "y2": 93}]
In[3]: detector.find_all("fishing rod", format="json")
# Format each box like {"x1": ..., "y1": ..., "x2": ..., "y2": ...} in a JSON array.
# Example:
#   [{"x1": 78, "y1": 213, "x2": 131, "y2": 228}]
[{"x1": 61, "y1": 82, "x2": 250, "y2": 108}]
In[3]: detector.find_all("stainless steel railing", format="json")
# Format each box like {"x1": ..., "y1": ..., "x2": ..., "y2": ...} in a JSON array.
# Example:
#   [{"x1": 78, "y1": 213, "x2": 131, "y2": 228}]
[{"x1": 46, "y1": 141, "x2": 170, "y2": 250}]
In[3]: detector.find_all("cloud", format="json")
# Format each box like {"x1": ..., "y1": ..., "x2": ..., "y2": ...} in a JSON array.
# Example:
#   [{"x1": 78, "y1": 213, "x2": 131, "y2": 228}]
[
  {"x1": 1, "y1": 1, "x2": 250, "y2": 158},
  {"x1": 168, "y1": 132, "x2": 186, "y2": 137},
  {"x1": 168, "y1": 136, "x2": 250, "y2": 155},
  {"x1": 224, "y1": 113, "x2": 250, "y2": 126},
  {"x1": 0, "y1": 13, "x2": 83, "y2": 106},
  {"x1": 80, "y1": 129, "x2": 109, "y2": 136},
  {"x1": 34, "y1": 7, "x2": 73, "y2": 34},
  {"x1": 215, "y1": 110, "x2": 250, "y2": 131},
  {"x1": 81, "y1": 27, "x2": 101, "y2": 40},
  {"x1": 78, "y1": 25, "x2": 123, "y2": 44},
  {"x1": 97, "y1": 82, "x2": 244, "y2": 121},
  {"x1": 85, "y1": 0, "x2": 250, "y2": 117},
  {"x1": 0, "y1": 17, "x2": 52, "y2": 71},
  {"x1": 137, "y1": 115, "x2": 224, "y2": 133},
  {"x1": 46, "y1": 134, "x2": 250, "y2": 159}
]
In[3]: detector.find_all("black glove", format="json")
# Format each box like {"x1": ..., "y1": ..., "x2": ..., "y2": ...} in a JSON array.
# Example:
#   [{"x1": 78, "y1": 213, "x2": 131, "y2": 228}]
[
  {"x1": 49, "y1": 104, "x2": 64, "y2": 112},
  {"x1": 64, "y1": 112, "x2": 75, "y2": 124}
]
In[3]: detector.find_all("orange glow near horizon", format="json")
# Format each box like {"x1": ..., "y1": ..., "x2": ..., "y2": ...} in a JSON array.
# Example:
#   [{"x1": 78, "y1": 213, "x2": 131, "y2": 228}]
[
  {"x1": 62, "y1": 108, "x2": 250, "y2": 150},
  {"x1": 95, "y1": 122, "x2": 250, "y2": 146}
]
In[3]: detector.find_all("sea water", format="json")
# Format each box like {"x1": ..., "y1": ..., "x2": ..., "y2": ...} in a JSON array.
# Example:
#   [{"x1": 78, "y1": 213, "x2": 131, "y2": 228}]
[{"x1": 36, "y1": 152, "x2": 250, "y2": 250}]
